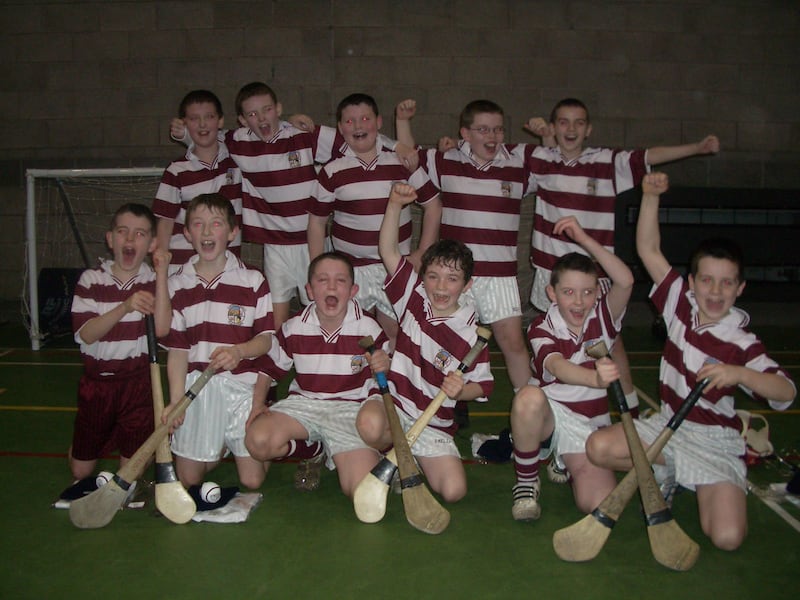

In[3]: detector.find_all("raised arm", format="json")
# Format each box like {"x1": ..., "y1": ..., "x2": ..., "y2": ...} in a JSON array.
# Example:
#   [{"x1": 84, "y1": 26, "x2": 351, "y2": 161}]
[
  {"x1": 636, "y1": 172, "x2": 672, "y2": 285},
  {"x1": 379, "y1": 183, "x2": 418, "y2": 276},
  {"x1": 152, "y1": 247, "x2": 172, "y2": 337},
  {"x1": 394, "y1": 99, "x2": 416, "y2": 148},
  {"x1": 553, "y1": 216, "x2": 633, "y2": 322},
  {"x1": 646, "y1": 134, "x2": 719, "y2": 166},
  {"x1": 523, "y1": 117, "x2": 556, "y2": 148}
]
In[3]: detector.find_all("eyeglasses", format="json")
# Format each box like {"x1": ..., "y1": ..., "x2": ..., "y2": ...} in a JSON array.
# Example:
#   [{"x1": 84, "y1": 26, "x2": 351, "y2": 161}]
[{"x1": 469, "y1": 126, "x2": 505, "y2": 135}]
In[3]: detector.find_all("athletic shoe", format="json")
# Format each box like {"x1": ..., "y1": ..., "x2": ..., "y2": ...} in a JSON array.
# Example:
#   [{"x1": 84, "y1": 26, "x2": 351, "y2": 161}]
[
  {"x1": 547, "y1": 457, "x2": 571, "y2": 484},
  {"x1": 512, "y1": 482, "x2": 541, "y2": 521},
  {"x1": 294, "y1": 454, "x2": 324, "y2": 491}
]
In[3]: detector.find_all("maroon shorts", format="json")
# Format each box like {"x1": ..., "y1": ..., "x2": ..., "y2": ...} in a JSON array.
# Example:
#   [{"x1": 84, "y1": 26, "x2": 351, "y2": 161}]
[{"x1": 70, "y1": 369, "x2": 154, "y2": 461}]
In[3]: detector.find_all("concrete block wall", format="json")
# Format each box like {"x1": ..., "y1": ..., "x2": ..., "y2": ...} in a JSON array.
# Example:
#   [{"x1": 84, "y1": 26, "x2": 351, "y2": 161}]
[{"x1": 1, "y1": 0, "x2": 798, "y2": 317}]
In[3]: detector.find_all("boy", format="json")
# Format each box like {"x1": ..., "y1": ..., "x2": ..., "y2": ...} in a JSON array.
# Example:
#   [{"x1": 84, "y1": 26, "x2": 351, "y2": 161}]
[
  {"x1": 171, "y1": 83, "x2": 409, "y2": 329},
  {"x1": 526, "y1": 98, "x2": 720, "y2": 433},
  {"x1": 307, "y1": 93, "x2": 442, "y2": 346},
  {"x1": 406, "y1": 99, "x2": 543, "y2": 394},
  {"x1": 509, "y1": 215, "x2": 633, "y2": 521},
  {"x1": 154, "y1": 89, "x2": 242, "y2": 269},
  {"x1": 67, "y1": 204, "x2": 171, "y2": 486},
  {"x1": 356, "y1": 183, "x2": 493, "y2": 503},
  {"x1": 245, "y1": 252, "x2": 389, "y2": 497},
  {"x1": 586, "y1": 173, "x2": 795, "y2": 550},
  {"x1": 163, "y1": 193, "x2": 274, "y2": 491}
]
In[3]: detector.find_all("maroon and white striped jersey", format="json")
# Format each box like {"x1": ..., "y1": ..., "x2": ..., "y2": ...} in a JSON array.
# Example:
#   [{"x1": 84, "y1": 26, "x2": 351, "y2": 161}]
[
  {"x1": 72, "y1": 260, "x2": 155, "y2": 377},
  {"x1": 230, "y1": 123, "x2": 339, "y2": 246},
  {"x1": 651, "y1": 268, "x2": 794, "y2": 429},
  {"x1": 153, "y1": 147, "x2": 242, "y2": 265},
  {"x1": 310, "y1": 140, "x2": 439, "y2": 267},
  {"x1": 261, "y1": 300, "x2": 388, "y2": 401},
  {"x1": 527, "y1": 146, "x2": 648, "y2": 274},
  {"x1": 527, "y1": 292, "x2": 622, "y2": 426},
  {"x1": 383, "y1": 258, "x2": 493, "y2": 436},
  {"x1": 164, "y1": 252, "x2": 274, "y2": 385},
  {"x1": 422, "y1": 141, "x2": 534, "y2": 277}
]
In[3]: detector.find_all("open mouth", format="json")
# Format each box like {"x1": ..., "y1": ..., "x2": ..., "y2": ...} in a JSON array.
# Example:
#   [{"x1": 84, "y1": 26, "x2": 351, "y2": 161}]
[{"x1": 324, "y1": 295, "x2": 339, "y2": 309}]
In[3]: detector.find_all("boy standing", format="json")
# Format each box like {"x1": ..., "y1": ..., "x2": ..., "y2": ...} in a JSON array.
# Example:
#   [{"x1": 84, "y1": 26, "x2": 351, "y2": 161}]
[
  {"x1": 509, "y1": 215, "x2": 634, "y2": 522},
  {"x1": 245, "y1": 252, "x2": 389, "y2": 497},
  {"x1": 163, "y1": 193, "x2": 274, "y2": 491},
  {"x1": 526, "y1": 97, "x2": 720, "y2": 426},
  {"x1": 586, "y1": 173, "x2": 795, "y2": 551},
  {"x1": 307, "y1": 93, "x2": 442, "y2": 345},
  {"x1": 412, "y1": 99, "x2": 541, "y2": 394},
  {"x1": 68, "y1": 204, "x2": 171, "y2": 483},
  {"x1": 356, "y1": 183, "x2": 493, "y2": 503},
  {"x1": 154, "y1": 90, "x2": 242, "y2": 269}
]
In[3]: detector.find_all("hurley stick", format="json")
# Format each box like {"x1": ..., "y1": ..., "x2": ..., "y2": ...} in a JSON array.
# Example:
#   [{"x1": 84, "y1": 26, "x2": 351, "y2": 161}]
[
  {"x1": 553, "y1": 376, "x2": 709, "y2": 562},
  {"x1": 358, "y1": 336, "x2": 450, "y2": 535},
  {"x1": 353, "y1": 326, "x2": 492, "y2": 525},
  {"x1": 584, "y1": 341, "x2": 699, "y2": 571},
  {"x1": 69, "y1": 365, "x2": 216, "y2": 529},
  {"x1": 145, "y1": 315, "x2": 196, "y2": 524}
]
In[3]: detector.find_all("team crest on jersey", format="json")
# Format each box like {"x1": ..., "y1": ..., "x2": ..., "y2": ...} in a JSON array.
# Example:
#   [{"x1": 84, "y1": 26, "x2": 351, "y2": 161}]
[
  {"x1": 434, "y1": 348, "x2": 453, "y2": 372},
  {"x1": 350, "y1": 354, "x2": 366, "y2": 373},
  {"x1": 501, "y1": 181, "x2": 512, "y2": 197},
  {"x1": 586, "y1": 178, "x2": 597, "y2": 195},
  {"x1": 226, "y1": 168, "x2": 235, "y2": 185},
  {"x1": 228, "y1": 304, "x2": 245, "y2": 325},
  {"x1": 288, "y1": 152, "x2": 300, "y2": 168}
]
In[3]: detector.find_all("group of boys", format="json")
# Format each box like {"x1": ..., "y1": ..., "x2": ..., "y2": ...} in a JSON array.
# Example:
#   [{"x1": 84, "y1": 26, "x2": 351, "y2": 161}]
[{"x1": 64, "y1": 85, "x2": 795, "y2": 552}]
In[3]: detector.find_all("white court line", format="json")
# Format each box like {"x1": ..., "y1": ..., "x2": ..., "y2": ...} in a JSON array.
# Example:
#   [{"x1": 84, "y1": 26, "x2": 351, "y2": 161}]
[{"x1": 748, "y1": 481, "x2": 800, "y2": 534}]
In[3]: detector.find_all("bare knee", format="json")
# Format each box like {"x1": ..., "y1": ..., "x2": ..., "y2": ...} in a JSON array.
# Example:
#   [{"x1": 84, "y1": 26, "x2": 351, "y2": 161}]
[
  {"x1": 356, "y1": 403, "x2": 386, "y2": 447},
  {"x1": 585, "y1": 428, "x2": 618, "y2": 468},
  {"x1": 511, "y1": 386, "x2": 548, "y2": 422},
  {"x1": 238, "y1": 468, "x2": 266, "y2": 491},
  {"x1": 244, "y1": 422, "x2": 272, "y2": 461},
  {"x1": 706, "y1": 523, "x2": 747, "y2": 551}
]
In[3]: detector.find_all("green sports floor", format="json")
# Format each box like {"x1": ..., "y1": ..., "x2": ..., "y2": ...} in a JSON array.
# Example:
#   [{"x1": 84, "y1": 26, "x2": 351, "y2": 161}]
[{"x1": 1, "y1": 318, "x2": 798, "y2": 600}]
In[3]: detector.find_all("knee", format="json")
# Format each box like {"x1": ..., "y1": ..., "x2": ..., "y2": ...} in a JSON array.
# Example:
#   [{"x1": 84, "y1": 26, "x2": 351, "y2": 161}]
[
  {"x1": 511, "y1": 386, "x2": 547, "y2": 422},
  {"x1": 356, "y1": 404, "x2": 384, "y2": 446},
  {"x1": 585, "y1": 430, "x2": 612, "y2": 466},
  {"x1": 244, "y1": 421, "x2": 273, "y2": 461},
  {"x1": 439, "y1": 479, "x2": 466, "y2": 504},
  {"x1": 238, "y1": 469, "x2": 266, "y2": 491},
  {"x1": 706, "y1": 522, "x2": 747, "y2": 552}
]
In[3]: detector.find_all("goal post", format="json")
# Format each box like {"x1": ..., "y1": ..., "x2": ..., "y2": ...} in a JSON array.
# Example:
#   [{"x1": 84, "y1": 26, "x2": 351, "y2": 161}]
[{"x1": 24, "y1": 168, "x2": 164, "y2": 350}]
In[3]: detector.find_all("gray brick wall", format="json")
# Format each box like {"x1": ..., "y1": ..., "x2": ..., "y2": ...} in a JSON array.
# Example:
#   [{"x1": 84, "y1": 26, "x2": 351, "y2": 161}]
[{"x1": 2, "y1": 0, "x2": 799, "y2": 318}]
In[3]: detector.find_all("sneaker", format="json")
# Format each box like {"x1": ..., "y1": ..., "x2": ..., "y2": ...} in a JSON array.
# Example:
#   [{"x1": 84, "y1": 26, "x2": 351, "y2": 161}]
[
  {"x1": 546, "y1": 457, "x2": 571, "y2": 484},
  {"x1": 512, "y1": 482, "x2": 541, "y2": 521},
  {"x1": 294, "y1": 454, "x2": 324, "y2": 492}
]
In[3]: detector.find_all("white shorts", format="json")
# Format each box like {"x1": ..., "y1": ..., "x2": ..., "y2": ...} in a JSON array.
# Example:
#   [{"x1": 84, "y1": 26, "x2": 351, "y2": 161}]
[
  {"x1": 364, "y1": 396, "x2": 460, "y2": 459},
  {"x1": 268, "y1": 395, "x2": 371, "y2": 469},
  {"x1": 263, "y1": 243, "x2": 310, "y2": 304},
  {"x1": 355, "y1": 263, "x2": 396, "y2": 320},
  {"x1": 634, "y1": 411, "x2": 747, "y2": 491},
  {"x1": 171, "y1": 372, "x2": 254, "y2": 462},
  {"x1": 461, "y1": 276, "x2": 522, "y2": 324},
  {"x1": 546, "y1": 397, "x2": 612, "y2": 460},
  {"x1": 531, "y1": 269, "x2": 611, "y2": 312}
]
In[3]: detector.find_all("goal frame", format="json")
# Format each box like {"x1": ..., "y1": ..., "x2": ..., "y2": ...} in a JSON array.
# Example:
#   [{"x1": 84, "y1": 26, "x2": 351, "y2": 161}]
[{"x1": 25, "y1": 167, "x2": 163, "y2": 350}]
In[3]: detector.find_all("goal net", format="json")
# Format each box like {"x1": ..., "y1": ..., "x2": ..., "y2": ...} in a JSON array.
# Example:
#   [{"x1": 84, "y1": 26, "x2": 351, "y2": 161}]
[{"x1": 24, "y1": 168, "x2": 163, "y2": 349}]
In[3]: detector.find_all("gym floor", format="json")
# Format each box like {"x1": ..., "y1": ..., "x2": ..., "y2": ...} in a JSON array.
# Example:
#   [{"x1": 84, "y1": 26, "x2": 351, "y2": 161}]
[{"x1": 0, "y1": 314, "x2": 798, "y2": 600}]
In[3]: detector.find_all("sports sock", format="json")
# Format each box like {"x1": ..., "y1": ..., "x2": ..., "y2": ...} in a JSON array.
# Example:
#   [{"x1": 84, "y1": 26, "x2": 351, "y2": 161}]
[
  {"x1": 284, "y1": 439, "x2": 324, "y2": 460},
  {"x1": 513, "y1": 445, "x2": 540, "y2": 486}
]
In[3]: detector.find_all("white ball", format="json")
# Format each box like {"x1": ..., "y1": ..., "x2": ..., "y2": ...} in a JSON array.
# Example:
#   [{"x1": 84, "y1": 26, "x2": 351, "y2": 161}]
[
  {"x1": 200, "y1": 481, "x2": 221, "y2": 503},
  {"x1": 96, "y1": 471, "x2": 114, "y2": 488}
]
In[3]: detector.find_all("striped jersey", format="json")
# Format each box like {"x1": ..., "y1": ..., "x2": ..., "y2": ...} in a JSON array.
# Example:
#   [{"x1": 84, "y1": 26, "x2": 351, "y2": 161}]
[
  {"x1": 261, "y1": 300, "x2": 388, "y2": 401},
  {"x1": 527, "y1": 145, "x2": 648, "y2": 274},
  {"x1": 164, "y1": 251, "x2": 274, "y2": 386},
  {"x1": 152, "y1": 146, "x2": 242, "y2": 265},
  {"x1": 528, "y1": 291, "x2": 622, "y2": 426},
  {"x1": 651, "y1": 268, "x2": 795, "y2": 429},
  {"x1": 71, "y1": 260, "x2": 155, "y2": 377},
  {"x1": 383, "y1": 258, "x2": 493, "y2": 436},
  {"x1": 422, "y1": 141, "x2": 534, "y2": 277},
  {"x1": 311, "y1": 139, "x2": 439, "y2": 266}
]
